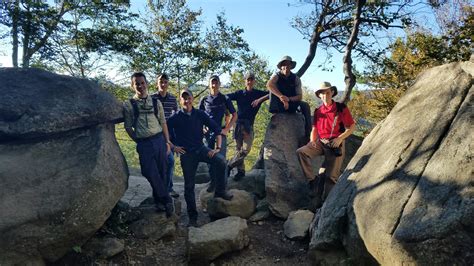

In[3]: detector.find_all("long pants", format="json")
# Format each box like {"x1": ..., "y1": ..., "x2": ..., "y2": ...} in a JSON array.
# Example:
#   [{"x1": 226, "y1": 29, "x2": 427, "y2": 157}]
[
  {"x1": 205, "y1": 132, "x2": 228, "y2": 183},
  {"x1": 296, "y1": 140, "x2": 345, "y2": 199},
  {"x1": 228, "y1": 121, "x2": 254, "y2": 172},
  {"x1": 180, "y1": 145, "x2": 227, "y2": 219},
  {"x1": 166, "y1": 152, "x2": 175, "y2": 192},
  {"x1": 136, "y1": 133, "x2": 172, "y2": 205}
]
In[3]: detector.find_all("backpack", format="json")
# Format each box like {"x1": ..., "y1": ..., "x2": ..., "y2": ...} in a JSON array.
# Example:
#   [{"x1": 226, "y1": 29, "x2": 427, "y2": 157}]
[{"x1": 129, "y1": 97, "x2": 159, "y2": 128}]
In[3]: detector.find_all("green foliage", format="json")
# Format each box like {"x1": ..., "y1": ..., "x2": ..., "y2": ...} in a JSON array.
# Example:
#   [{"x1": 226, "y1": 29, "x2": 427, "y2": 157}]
[
  {"x1": 353, "y1": 5, "x2": 473, "y2": 130},
  {"x1": 127, "y1": 0, "x2": 251, "y2": 85}
]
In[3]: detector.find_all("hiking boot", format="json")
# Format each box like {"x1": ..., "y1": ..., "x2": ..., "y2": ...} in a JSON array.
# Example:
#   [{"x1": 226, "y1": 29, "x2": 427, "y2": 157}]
[
  {"x1": 187, "y1": 216, "x2": 198, "y2": 227},
  {"x1": 233, "y1": 169, "x2": 245, "y2": 181},
  {"x1": 206, "y1": 180, "x2": 215, "y2": 193},
  {"x1": 165, "y1": 201, "x2": 175, "y2": 218},
  {"x1": 214, "y1": 191, "x2": 233, "y2": 201},
  {"x1": 169, "y1": 190, "x2": 179, "y2": 198}
]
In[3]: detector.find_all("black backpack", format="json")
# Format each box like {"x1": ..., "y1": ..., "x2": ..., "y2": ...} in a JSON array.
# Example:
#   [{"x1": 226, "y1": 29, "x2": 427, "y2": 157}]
[{"x1": 129, "y1": 97, "x2": 159, "y2": 128}]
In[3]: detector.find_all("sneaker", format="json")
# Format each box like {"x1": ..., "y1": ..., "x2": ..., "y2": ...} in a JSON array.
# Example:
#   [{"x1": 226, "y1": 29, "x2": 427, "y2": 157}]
[
  {"x1": 214, "y1": 191, "x2": 233, "y2": 201},
  {"x1": 187, "y1": 217, "x2": 198, "y2": 227},
  {"x1": 165, "y1": 201, "x2": 175, "y2": 218},
  {"x1": 206, "y1": 180, "x2": 215, "y2": 193},
  {"x1": 233, "y1": 169, "x2": 245, "y2": 181},
  {"x1": 169, "y1": 190, "x2": 179, "y2": 198}
]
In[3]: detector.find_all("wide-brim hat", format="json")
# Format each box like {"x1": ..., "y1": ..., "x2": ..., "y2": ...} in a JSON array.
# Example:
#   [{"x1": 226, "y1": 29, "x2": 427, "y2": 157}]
[
  {"x1": 315, "y1": 81, "x2": 337, "y2": 98},
  {"x1": 277, "y1": 55, "x2": 297, "y2": 69}
]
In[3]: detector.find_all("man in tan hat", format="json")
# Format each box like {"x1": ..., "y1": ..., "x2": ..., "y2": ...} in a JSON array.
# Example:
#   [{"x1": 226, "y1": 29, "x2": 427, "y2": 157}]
[
  {"x1": 266, "y1": 55, "x2": 302, "y2": 113},
  {"x1": 296, "y1": 81, "x2": 356, "y2": 206}
]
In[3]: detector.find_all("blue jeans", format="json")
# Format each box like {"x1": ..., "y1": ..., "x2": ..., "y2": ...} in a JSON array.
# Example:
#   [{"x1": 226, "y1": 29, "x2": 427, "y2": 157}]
[
  {"x1": 166, "y1": 152, "x2": 175, "y2": 192},
  {"x1": 136, "y1": 133, "x2": 171, "y2": 205},
  {"x1": 180, "y1": 145, "x2": 227, "y2": 219}
]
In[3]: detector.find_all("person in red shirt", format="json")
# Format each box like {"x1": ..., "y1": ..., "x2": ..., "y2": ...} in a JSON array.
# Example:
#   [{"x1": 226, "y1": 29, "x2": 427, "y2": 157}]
[{"x1": 296, "y1": 82, "x2": 356, "y2": 204}]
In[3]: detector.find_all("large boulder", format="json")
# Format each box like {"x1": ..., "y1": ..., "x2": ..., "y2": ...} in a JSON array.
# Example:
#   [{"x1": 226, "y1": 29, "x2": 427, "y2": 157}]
[
  {"x1": 309, "y1": 61, "x2": 474, "y2": 264},
  {"x1": 0, "y1": 68, "x2": 128, "y2": 264},
  {"x1": 284, "y1": 210, "x2": 314, "y2": 240},
  {"x1": 227, "y1": 169, "x2": 266, "y2": 199},
  {"x1": 207, "y1": 189, "x2": 256, "y2": 219},
  {"x1": 264, "y1": 113, "x2": 308, "y2": 218},
  {"x1": 187, "y1": 216, "x2": 249, "y2": 262}
]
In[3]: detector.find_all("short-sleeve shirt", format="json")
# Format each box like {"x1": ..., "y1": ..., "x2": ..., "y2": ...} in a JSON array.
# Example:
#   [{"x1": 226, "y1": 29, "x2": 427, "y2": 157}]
[
  {"x1": 123, "y1": 95, "x2": 166, "y2": 139},
  {"x1": 227, "y1": 88, "x2": 268, "y2": 124},
  {"x1": 152, "y1": 92, "x2": 178, "y2": 120},
  {"x1": 198, "y1": 92, "x2": 236, "y2": 127},
  {"x1": 314, "y1": 102, "x2": 355, "y2": 139}
]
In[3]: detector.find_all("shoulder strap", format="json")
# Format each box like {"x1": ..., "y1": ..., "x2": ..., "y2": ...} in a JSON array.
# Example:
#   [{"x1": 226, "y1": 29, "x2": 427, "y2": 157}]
[
  {"x1": 129, "y1": 99, "x2": 139, "y2": 129},
  {"x1": 152, "y1": 97, "x2": 159, "y2": 118}
]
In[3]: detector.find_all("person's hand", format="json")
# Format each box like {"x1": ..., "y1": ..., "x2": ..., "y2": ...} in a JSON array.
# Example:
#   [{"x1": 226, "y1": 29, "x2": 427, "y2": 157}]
[
  {"x1": 279, "y1": 95, "x2": 289, "y2": 102},
  {"x1": 310, "y1": 140, "x2": 318, "y2": 149},
  {"x1": 251, "y1": 99, "x2": 260, "y2": 107},
  {"x1": 174, "y1": 146, "x2": 186, "y2": 155},
  {"x1": 221, "y1": 128, "x2": 229, "y2": 136},
  {"x1": 283, "y1": 100, "x2": 289, "y2": 110},
  {"x1": 208, "y1": 148, "x2": 220, "y2": 158},
  {"x1": 330, "y1": 137, "x2": 343, "y2": 148}
]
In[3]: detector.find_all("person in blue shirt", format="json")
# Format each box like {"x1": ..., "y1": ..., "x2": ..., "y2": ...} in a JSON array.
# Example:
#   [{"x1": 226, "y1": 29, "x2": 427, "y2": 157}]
[
  {"x1": 226, "y1": 72, "x2": 269, "y2": 180},
  {"x1": 199, "y1": 75, "x2": 237, "y2": 191},
  {"x1": 168, "y1": 89, "x2": 233, "y2": 227}
]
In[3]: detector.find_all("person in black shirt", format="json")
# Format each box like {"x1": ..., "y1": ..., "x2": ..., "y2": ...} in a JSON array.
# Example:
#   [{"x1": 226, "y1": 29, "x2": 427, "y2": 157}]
[
  {"x1": 167, "y1": 89, "x2": 233, "y2": 227},
  {"x1": 226, "y1": 72, "x2": 268, "y2": 180}
]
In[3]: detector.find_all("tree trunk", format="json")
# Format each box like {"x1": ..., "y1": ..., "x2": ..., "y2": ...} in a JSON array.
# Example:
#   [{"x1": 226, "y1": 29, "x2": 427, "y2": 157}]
[
  {"x1": 296, "y1": 0, "x2": 332, "y2": 78},
  {"x1": 341, "y1": 0, "x2": 365, "y2": 103},
  {"x1": 11, "y1": 0, "x2": 19, "y2": 67}
]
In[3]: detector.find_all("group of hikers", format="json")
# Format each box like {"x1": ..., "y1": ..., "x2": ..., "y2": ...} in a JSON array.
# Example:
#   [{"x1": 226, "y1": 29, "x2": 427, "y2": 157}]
[{"x1": 123, "y1": 55, "x2": 356, "y2": 227}]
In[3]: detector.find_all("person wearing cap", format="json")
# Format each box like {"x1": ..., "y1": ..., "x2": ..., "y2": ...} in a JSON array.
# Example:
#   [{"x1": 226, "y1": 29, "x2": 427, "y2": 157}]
[
  {"x1": 123, "y1": 72, "x2": 174, "y2": 217},
  {"x1": 296, "y1": 81, "x2": 356, "y2": 206},
  {"x1": 199, "y1": 75, "x2": 237, "y2": 191},
  {"x1": 167, "y1": 88, "x2": 233, "y2": 227},
  {"x1": 151, "y1": 73, "x2": 179, "y2": 198},
  {"x1": 226, "y1": 71, "x2": 269, "y2": 180},
  {"x1": 266, "y1": 55, "x2": 303, "y2": 113}
]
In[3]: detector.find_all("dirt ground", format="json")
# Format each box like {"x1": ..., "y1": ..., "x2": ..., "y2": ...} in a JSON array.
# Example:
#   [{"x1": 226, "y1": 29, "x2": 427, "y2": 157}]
[{"x1": 53, "y1": 175, "x2": 312, "y2": 265}]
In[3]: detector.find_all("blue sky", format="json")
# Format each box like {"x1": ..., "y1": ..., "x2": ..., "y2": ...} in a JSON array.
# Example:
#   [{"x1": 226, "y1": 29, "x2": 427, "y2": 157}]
[{"x1": 186, "y1": 0, "x2": 345, "y2": 91}]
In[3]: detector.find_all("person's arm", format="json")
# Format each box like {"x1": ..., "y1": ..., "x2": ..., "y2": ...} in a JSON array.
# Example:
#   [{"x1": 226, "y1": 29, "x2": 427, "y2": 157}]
[
  {"x1": 123, "y1": 102, "x2": 137, "y2": 141},
  {"x1": 251, "y1": 93, "x2": 269, "y2": 107},
  {"x1": 331, "y1": 107, "x2": 356, "y2": 147},
  {"x1": 221, "y1": 97, "x2": 237, "y2": 136}
]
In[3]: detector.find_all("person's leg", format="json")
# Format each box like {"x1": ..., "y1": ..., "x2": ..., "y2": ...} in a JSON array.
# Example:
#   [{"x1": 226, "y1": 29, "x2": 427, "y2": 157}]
[
  {"x1": 228, "y1": 124, "x2": 252, "y2": 180},
  {"x1": 322, "y1": 141, "x2": 346, "y2": 199},
  {"x1": 206, "y1": 133, "x2": 216, "y2": 192},
  {"x1": 166, "y1": 152, "x2": 179, "y2": 197},
  {"x1": 137, "y1": 137, "x2": 170, "y2": 211},
  {"x1": 236, "y1": 127, "x2": 254, "y2": 177},
  {"x1": 151, "y1": 135, "x2": 174, "y2": 216},
  {"x1": 180, "y1": 152, "x2": 199, "y2": 224},
  {"x1": 199, "y1": 146, "x2": 232, "y2": 200},
  {"x1": 296, "y1": 141, "x2": 324, "y2": 181}
]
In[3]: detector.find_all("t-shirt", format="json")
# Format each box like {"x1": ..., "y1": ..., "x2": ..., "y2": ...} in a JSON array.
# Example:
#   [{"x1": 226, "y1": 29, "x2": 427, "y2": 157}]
[
  {"x1": 314, "y1": 102, "x2": 355, "y2": 139},
  {"x1": 227, "y1": 88, "x2": 268, "y2": 124},
  {"x1": 152, "y1": 92, "x2": 178, "y2": 120},
  {"x1": 198, "y1": 92, "x2": 236, "y2": 127},
  {"x1": 123, "y1": 95, "x2": 166, "y2": 139}
]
